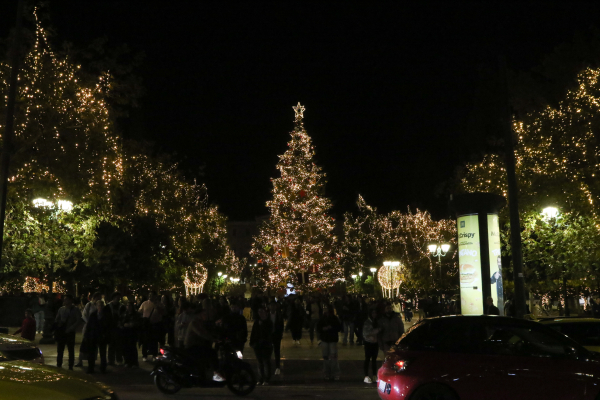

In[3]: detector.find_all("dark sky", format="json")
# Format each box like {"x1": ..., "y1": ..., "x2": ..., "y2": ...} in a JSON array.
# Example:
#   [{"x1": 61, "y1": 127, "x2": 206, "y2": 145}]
[{"x1": 2, "y1": 1, "x2": 600, "y2": 221}]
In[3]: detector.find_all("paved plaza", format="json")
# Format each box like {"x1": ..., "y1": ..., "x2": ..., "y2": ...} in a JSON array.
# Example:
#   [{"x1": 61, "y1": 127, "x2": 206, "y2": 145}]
[{"x1": 11, "y1": 319, "x2": 417, "y2": 399}]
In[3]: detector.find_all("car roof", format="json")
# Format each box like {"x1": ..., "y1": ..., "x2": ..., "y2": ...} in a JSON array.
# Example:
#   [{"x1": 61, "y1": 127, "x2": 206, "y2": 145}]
[
  {"x1": 539, "y1": 318, "x2": 600, "y2": 324},
  {"x1": 423, "y1": 315, "x2": 541, "y2": 326},
  {"x1": 0, "y1": 334, "x2": 35, "y2": 347}
]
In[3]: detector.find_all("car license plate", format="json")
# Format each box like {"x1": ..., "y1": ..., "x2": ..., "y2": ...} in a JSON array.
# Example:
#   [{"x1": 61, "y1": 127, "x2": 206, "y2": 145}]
[{"x1": 378, "y1": 380, "x2": 391, "y2": 394}]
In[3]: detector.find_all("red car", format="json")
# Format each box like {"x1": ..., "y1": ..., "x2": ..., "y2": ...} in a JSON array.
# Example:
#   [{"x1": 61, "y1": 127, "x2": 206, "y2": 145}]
[{"x1": 377, "y1": 315, "x2": 600, "y2": 400}]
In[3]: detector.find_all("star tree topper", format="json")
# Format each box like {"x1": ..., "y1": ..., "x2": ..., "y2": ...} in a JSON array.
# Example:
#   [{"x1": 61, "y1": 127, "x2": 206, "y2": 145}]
[{"x1": 293, "y1": 102, "x2": 305, "y2": 121}]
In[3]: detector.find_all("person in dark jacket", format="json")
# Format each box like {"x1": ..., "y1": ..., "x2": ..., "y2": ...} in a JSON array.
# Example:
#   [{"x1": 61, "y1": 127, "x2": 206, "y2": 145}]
[
  {"x1": 107, "y1": 292, "x2": 123, "y2": 366},
  {"x1": 250, "y1": 307, "x2": 273, "y2": 385},
  {"x1": 269, "y1": 301, "x2": 285, "y2": 375},
  {"x1": 14, "y1": 309, "x2": 36, "y2": 342},
  {"x1": 317, "y1": 304, "x2": 342, "y2": 380},
  {"x1": 221, "y1": 302, "x2": 248, "y2": 353},
  {"x1": 119, "y1": 301, "x2": 140, "y2": 368},
  {"x1": 289, "y1": 298, "x2": 304, "y2": 345},
  {"x1": 84, "y1": 300, "x2": 113, "y2": 373}
]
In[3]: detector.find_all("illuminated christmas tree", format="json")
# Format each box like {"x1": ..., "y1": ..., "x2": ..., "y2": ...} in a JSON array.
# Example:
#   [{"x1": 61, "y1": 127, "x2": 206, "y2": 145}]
[{"x1": 252, "y1": 103, "x2": 341, "y2": 289}]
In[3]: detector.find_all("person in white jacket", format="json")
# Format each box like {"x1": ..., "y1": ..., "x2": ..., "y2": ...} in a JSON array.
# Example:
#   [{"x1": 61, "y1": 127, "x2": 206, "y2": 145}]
[{"x1": 362, "y1": 308, "x2": 381, "y2": 383}]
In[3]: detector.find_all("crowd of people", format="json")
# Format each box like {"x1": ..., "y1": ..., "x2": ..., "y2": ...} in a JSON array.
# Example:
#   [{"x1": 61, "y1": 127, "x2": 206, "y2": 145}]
[{"x1": 12, "y1": 290, "x2": 421, "y2": 384}]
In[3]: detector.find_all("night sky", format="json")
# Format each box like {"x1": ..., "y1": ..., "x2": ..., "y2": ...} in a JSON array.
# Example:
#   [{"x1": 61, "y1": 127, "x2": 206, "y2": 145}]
[{"x1": 2, "y1": 2, "x2": 600, "y2": 221}]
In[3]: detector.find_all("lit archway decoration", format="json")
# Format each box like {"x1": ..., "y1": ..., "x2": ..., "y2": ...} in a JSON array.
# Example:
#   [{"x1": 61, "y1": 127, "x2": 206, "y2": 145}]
[
  {"x1": 184, "y1": 264, "x2": 208, "y2": 296},
  {"x1": 378, "y1": 261, "x2": 403, "y2": 298},
  {"x1": 22, "y1": 276, "x2": 66, "y2": 294}
]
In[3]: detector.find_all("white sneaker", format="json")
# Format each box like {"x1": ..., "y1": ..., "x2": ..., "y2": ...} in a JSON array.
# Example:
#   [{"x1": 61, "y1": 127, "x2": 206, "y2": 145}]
[
  {"x1": 274, "y1": 368, "x2": 281, "y2": 375},
  {"x1": 364, "y1": 376, "x2": 372, "y2": 383},
  {"x1": 213, "y1": 373, "x2": 225, "y2": 382}
]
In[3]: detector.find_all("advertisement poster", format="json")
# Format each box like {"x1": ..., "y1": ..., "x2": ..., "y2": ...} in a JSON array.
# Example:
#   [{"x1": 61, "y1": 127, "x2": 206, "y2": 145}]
[
  {"x1": 457, "y1": 214, "x2": 483, "y2": 315},
  {"x1": 487, "y1": 214, "x2": 504, "y2": 315}
]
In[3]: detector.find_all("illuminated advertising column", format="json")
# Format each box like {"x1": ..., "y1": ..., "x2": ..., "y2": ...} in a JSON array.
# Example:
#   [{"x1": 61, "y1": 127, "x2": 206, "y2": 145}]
[
  {"x1": 457, "y1": 214, "x2": 483, "y2": 314},
  {"x1": 450, "y1": 193, "x2": 506, "y2": 315},
  {"x1": 488, "y1": 214, "x2": 504, "y2": 315}
]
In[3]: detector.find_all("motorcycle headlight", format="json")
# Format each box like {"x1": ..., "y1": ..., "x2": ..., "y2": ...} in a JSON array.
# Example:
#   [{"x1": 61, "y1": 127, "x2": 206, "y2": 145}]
[{"x1": 236, "y1": 351, "x2": 243, "y2": 359}]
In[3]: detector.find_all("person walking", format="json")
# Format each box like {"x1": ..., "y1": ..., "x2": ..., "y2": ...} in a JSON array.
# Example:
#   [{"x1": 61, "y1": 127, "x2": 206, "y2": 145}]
[
  {"x1": 341, "y1": 295, "x2": 357, "y2": 345},
  {"x1": 289, "y1": 298, "x2": 304, "y2": 345},
  {"x1": 317, "y1": 304, "x2": 342, "y2": 380},
  {"x1": 75, "y1": 292, "x2": 102, "y2": 368},
  {"x1": 31, "y1": 293, "x2": 44, "y2": 334},
  {"x1": 306, "y1": 296, "x2": 322, "y2": 345},
  {"x1": 221, "y1": 301, "x2": 248, "y2": 353},
  {"x1": 107, "y1": 292, "x2": 123, "y2": 366},
  {"x1": 250, "y1": 307, "x2": 273, "y2": 385},
  {"x1": 378, "y1": 303, "x2": 404, "y2": 353},
  {"x1": 54, "y1": 294, "x2": 82, "y2": 370},
  {"x1": 119, "y1": 301, "x2": 140, "y2": 368},
  {"x1": 362, "y1": 309, "x2": 381, "y2": 383},
  {"x1": 139, "y1": 292, "x2": 164, "y2": 362},
  {"x1": 269, "y1": 301, "x2": 284, "y2": 375},
  {"x1": 14, "y1": 309, "x2": 36, "y2": 342},
  {"x1": 175, "y1": 301, "x2": 193, "y2": 348},
  {"x1": 84, "y1": 299, "x2": 112, "y2": 374}
]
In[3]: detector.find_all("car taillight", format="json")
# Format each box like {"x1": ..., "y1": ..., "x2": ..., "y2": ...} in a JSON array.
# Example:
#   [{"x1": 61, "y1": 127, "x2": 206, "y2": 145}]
[{"x1": 393, "y1": 359, "x2": 409, "y2": 372}]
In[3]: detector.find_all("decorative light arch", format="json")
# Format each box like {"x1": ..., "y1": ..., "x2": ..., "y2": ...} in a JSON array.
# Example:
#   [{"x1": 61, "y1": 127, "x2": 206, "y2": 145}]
[
  {"x1": 22, "y1": 276, "x2": 66, "y2": 294},
  {"x1": 184, "y1": 264, "x2": 208, "y2": 296},
  {"x1": 378, "y1": 261, "x2": 403, "y2": 298}
]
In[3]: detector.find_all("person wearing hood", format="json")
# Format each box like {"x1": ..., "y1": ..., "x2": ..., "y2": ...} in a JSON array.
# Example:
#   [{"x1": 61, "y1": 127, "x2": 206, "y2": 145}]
[{"x1": 377, "y1": 303, "x2": 404, "y2": 353}]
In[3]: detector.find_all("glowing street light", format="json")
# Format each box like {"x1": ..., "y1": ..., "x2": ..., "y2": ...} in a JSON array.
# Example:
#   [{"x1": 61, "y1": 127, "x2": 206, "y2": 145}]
[
  {"x1": 218, "y1": 272, "x2": 222, "y2": 277},
  {"x1": 542, "y1": 207, "x2": 559, "y2": 219}
]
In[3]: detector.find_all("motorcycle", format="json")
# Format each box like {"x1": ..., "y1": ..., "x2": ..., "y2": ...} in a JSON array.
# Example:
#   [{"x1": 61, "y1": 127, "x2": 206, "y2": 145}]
[{"x1": 151, "y1": 342, "x2": 256, "y2": 396}]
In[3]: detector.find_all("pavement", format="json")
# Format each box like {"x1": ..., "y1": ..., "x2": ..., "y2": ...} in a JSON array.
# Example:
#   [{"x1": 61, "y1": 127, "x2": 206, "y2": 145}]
[{"x1": 6, "y1": 318, "x2": 418, "y2": 399}]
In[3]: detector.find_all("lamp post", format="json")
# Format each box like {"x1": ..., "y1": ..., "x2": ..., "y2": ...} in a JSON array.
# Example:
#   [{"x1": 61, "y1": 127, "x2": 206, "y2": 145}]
[
  {"x1": 542, "y1": 207, "x2": 565, "y2": 315},
  {"x1": 370, "y1": 267, "x2": 377, "y2": 278},
  {"x1": 33, "y1": 198, "x2": 73, "y2": 344},
  {"x1": 428, "y1": 243, "x2": 450, "y2": 284},
  {"x1": 351, "y1": 274, "x2": 357, "y2": 293}
]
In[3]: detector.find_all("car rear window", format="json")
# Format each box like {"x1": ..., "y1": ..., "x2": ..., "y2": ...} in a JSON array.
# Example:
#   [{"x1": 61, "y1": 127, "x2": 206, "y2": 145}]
[
  {"x1": 398, "y1": 319, "x2": 475, "y2": 353},
  {"x1": 548, "y1": 323, "x2": 600, "y2": 347}
]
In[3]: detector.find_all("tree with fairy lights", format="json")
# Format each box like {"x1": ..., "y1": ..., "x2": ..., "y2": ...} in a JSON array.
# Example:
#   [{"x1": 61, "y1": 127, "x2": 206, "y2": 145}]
[
  {"x1": 0, "y1": 9, "x2": 119, "y2": 285},
  {"x1": 341, "y1": 196, "x2": 457, "y2": 298},
  {"x1": 459, "y1": 66, "x2": 600, "y2": 303},
  {"x1": 251, "y1": 103, "x2": 341, "y2": 289}
]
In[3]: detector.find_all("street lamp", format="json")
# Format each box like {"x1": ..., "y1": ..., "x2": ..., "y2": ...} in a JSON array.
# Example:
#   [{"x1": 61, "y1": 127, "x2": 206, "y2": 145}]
[
  {"x1": 370, "y1": 267, "x2": 377, "y2": 277},
  {"x1": 428, "y1": 242, "x2": 450, "y2": 283},
  {"x1": 351, "y1": 274, "x2": 358, "y2": 294},
  {"x1": 218, "y1": 272, "x2": 222, "y2": 277},
  {"x1": 32, "y1": 198, "x2": 73, "y2": 344},
  {"x1": 542, "y1": 206, "x2": 559, "y2": 219}
]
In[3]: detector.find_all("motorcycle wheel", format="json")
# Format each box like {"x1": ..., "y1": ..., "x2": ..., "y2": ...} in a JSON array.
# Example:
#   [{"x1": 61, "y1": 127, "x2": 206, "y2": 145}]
[
  {"x1": 226, "y1": 364, "x2": 257, "y2": 396},
  {"x1": 154, "y1": 371, "x2": 182, "y2": 395}
]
